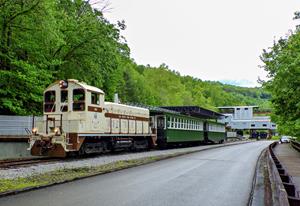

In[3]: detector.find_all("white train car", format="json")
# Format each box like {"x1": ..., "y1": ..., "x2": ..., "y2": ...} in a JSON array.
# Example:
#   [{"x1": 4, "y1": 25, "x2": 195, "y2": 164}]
[{"x1": 29, "y1": 79, "x2": 155, "y2": 157}]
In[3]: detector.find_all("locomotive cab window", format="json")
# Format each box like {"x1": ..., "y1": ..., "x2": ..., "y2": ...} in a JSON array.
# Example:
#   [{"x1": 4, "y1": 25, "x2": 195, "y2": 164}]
[
  {"x1": 61, "y1": 90, "x2": 68, "y2": 112},
  {"x1": 73, "y1": 89, "x2": 85, "y2": 111},
  {"x1": 44, "y1": 91, "x2": 56, "y2": 112},
  {"x1": 91, "y1": 92, "x2": 99, "y2": 105},
  {"x1": 61, "y1": 90, "x2": 68, "y2": 102},
  {"x1": 45, "y1": 91, "x2": 55, "y2": 102}
]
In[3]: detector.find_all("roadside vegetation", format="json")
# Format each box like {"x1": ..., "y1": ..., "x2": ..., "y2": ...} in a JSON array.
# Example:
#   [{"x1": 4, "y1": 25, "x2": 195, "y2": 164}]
[
  {"x1": 260, "y1": 12, "x2": 300, "y2": 139},
  {"x1": 270, "y1": 136, "x2": 280, "y2": 141},
  {"x1": 0, "y1": 0, "x2": 270, "y2": 115}
]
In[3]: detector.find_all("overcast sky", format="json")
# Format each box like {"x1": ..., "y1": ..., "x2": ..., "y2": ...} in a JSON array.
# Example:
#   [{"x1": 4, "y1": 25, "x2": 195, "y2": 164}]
[{"x1": 104, "y1": 0, "x2": 300, "y2": 87}]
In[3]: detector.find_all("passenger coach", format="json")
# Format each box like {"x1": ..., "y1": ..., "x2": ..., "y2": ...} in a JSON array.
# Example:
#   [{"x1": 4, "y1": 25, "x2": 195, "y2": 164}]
[{"x1": 150, "y1": 106, "x2": 226, "y2": 148}]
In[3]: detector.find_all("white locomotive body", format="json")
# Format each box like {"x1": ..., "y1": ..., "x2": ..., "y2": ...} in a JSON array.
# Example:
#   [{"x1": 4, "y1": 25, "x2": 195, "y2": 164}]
[{"x1": 29, "y1": 79, "x2": 155, "y2": 157}]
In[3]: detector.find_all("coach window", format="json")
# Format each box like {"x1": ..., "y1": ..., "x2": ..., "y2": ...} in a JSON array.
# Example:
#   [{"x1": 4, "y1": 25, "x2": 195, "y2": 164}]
[
  {"x1": 60, "y1": 90, "x2": 68, "y2": 112},
  {"x1": 73, "y1": 89, "x2": 85, "y2": 111},
  {"x1": 167, "y1": 116, "x2": 170, "y2": 128},
  {"x1": 91, "y1": 92, "x2": 99, "y2": 105},
  {"x1": 44, "y1": 91, "x2": 56, "y2": 112}
]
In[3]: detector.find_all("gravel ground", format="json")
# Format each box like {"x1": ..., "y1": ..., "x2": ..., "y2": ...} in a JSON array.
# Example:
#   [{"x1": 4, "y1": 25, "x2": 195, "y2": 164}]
[{"x1": 0, "y1": 141, "x2": 251, "y2": 179}]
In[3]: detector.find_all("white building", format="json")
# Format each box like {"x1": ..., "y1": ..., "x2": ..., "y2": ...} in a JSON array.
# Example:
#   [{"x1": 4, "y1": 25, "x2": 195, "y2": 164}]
[{"x1": 218, "y1": 106, "x2": 277, "y2": 135}]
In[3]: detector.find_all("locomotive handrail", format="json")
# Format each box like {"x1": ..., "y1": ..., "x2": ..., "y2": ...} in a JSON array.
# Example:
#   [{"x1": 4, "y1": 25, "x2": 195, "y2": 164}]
[
  {"x1": 24, "y1": 128, "x2": 31, "y2": 135},
  {"x1": 45, "y1": 114, "x2": 63, "y2": 135}
]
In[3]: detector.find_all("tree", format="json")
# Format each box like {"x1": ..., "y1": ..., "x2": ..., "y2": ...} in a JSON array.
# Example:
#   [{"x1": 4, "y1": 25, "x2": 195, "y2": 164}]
[
  {"x1": 260, "y1": 26, "x2": 300, "y2": 137},
  {"x1": 0, "y1": 0, "x2": 60, "y2": 114},
  {"x1": 0, "y1": 0, "x2": 129, "y2": 114}
]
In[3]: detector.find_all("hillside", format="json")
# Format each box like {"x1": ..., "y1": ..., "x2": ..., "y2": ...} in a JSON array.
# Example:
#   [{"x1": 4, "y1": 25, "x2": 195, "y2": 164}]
[{"x1": 117, "y1": 63, "x2": 270, "y2": 111}]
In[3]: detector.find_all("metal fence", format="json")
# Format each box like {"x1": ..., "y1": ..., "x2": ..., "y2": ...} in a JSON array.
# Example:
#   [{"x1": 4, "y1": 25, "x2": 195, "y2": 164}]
[
  {"x1": 0, "y1": 115, "x2": 41, "y2": 136},
  {"x1": 291, "y1": 140, "x2": 300, "y2": 152}
]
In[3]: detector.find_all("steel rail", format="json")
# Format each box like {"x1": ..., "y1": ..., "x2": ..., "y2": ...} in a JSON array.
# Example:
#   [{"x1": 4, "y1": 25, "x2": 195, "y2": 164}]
[{"x1": 0, "y1": 158, "x2": 60, "y2": 169}]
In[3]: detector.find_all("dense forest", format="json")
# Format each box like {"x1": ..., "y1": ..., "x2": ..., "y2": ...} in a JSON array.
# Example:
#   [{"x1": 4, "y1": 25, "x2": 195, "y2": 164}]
[
  {"x1": 261, "y1": 12, "x2": 300, "y2": 138},
  {"x1": 0, "y1": 0, "x2": 270, "y2": 115}
]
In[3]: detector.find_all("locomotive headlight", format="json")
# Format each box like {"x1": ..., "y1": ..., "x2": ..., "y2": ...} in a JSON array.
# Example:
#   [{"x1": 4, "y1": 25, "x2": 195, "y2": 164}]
[
  {"x1": 59, "y1": 80, "x2": 68, "y2": 89},
  {"x1": 32, "y1": 127, "x2": 38, "y2": 135},
  {"x1": 54, "y1": 127, "x2": 59, "y2": 136}
]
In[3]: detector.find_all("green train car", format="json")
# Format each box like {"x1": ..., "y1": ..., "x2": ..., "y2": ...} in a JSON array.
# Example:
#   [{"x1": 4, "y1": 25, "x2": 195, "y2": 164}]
[{"x1": 150, "y1": 106, "x2": 226, "y2": 148}]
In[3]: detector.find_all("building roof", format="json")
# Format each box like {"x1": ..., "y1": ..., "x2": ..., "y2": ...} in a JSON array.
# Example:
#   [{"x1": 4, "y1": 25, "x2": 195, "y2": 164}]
[
  {"x1": 160, "y1": 106, "x2": 224, "y2": 119},
  {"x1": 125, "y1": 103, "x2": 180, "y2": 115},
  {"x1": 218, "y1": 106, "x2": 259, "y2": 109}
]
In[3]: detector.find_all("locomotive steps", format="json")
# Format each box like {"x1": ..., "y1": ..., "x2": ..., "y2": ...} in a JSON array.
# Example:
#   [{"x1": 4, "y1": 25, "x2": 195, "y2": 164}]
[{"x1": 0, "y1": 140, "x2": 253, "y2": 197}]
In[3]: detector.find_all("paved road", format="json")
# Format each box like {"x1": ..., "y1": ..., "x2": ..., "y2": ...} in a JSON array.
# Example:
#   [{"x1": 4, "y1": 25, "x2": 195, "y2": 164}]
[{"x1": 0, "y1": 141, "x2": 271, "y2": 206}]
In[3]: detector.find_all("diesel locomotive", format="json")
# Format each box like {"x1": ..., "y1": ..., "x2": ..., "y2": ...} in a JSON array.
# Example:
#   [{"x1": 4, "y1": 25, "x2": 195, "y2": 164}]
[{"x1": 29, "y1": 79, "x2": 226, "y2": 157}]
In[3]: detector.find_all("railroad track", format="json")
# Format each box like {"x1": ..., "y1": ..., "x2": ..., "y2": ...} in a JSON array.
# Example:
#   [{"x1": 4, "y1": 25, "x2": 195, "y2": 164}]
[{"x1": 0, "y1": 158, "x2": 61, "y2": 169}]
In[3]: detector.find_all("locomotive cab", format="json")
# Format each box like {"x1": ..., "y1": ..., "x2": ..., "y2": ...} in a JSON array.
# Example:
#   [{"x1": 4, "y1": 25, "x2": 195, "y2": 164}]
[{"x1": 30, "y1": 79, "x2": 105, "y2": 157}]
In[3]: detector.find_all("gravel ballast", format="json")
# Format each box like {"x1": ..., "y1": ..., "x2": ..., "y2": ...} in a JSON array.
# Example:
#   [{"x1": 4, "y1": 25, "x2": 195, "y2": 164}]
[{"x1": 0, "y1": 141, "x2": 251, "y2": 179}]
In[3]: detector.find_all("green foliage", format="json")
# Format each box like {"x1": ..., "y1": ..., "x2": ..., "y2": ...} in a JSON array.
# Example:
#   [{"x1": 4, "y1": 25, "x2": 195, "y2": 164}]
[
  {"x1": 0, "y1": 0, "x2": 270, "y2": 115},
  {"x1": 0, "y1": 0, "x2": 128, "y2": 114},
  {"x1": 0, "y1": 0, "x2": 59, "y2": 114},
  {"x1": 117, "y1": 63, "x2": 270, "y2": 111},
  {"x1": 261, "y1": 25, "x2": 300, "y2": 137}
]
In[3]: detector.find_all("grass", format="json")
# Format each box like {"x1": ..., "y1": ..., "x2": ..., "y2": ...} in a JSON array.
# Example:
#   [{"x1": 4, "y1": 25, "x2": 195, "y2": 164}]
[
  {"x1": 270, "y1": 136, "x2": 280, "y2": 141},
  {"x1": 0, "y1": 154, "x2": 180, "y2": 194}
]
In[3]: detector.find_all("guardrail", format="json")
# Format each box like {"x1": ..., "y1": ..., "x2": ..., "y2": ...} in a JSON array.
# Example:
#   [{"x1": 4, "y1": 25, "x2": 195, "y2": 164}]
[
  {"x1": 291, "y1": 140, "x2": 300, "y2": 152},
  {"x1": 268, "y1": 142, "x2": 300, "y2": 206}
]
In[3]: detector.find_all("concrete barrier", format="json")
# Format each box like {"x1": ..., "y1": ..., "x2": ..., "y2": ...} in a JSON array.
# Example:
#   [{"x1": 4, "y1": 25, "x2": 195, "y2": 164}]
[{"x1": 0, "y1": 142, "x2": 32, "y2": 160}]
